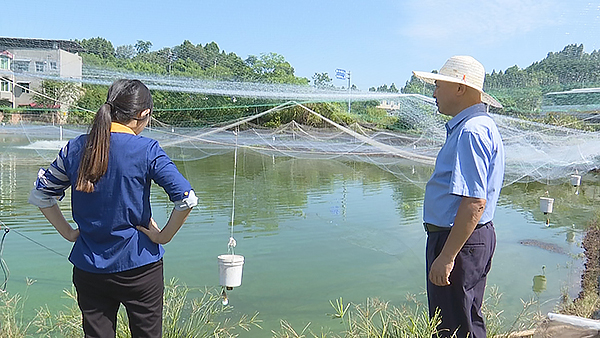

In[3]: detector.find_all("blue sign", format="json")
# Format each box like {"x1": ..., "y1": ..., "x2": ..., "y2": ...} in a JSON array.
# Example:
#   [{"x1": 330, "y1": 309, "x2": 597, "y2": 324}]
[{"x1": 335, "y1": 68, "x2": 346, "y2": 80}]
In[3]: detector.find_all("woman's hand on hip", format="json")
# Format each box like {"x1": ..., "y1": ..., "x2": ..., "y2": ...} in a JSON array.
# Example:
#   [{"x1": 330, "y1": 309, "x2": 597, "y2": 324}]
[
  {"x1": 137, "y1": 218, "x2": 165, "y2": 244},
  {"x1": 65, "y1": 228, "x2": 80, "y2": 242}
]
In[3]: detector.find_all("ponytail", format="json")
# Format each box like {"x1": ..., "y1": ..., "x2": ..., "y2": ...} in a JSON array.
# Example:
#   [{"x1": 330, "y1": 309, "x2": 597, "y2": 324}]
[
  {"x1": 74, "y1": 79, "x2": 153, "y2": 193},
  {"x1": 75, "y1": 103, "x2": 112, "y2": 192}
]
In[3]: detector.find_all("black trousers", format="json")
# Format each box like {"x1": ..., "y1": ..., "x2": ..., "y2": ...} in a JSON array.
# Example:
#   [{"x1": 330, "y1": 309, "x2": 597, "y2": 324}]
[
  {"x1": 73, "y1": 259, "x2": 164, "y2": 338},
  {"x1": 426, "y1": 223, "x2": 496, "y2": 338}
]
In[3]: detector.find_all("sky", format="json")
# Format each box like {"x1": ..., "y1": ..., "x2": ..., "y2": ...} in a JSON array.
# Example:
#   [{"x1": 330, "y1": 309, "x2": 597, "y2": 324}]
[{"x1": 1, "y1": 0, "x2": 599, "y2": 91}]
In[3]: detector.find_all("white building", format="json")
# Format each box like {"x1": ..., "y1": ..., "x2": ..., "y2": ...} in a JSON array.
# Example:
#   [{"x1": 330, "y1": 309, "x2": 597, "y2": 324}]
[{"x1": 0, "y1": 37, "x2": 83, "y2": 108}]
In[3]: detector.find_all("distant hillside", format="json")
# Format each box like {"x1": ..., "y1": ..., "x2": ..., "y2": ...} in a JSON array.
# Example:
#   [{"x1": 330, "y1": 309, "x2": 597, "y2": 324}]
[{"x1": 401, "y1": 44, "x2": 600, "y2": 116}]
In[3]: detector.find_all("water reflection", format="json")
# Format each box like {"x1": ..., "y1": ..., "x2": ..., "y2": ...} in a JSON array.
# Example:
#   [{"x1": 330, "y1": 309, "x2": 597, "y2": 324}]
[
  {"x1": 500, "y1": 178, "x2": 600, "y2": 231},
  {"x1": 533, "y1": 266, "x2": 547, "y2": 294},
  {"x1": 175, "y1": 149, "x2": 432, "y2": 238}
]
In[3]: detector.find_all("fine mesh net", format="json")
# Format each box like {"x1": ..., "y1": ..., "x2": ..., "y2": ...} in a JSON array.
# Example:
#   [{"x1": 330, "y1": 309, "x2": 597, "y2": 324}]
[{"x1": 2, "y1": 49, "x2": 600, "y2": 187}]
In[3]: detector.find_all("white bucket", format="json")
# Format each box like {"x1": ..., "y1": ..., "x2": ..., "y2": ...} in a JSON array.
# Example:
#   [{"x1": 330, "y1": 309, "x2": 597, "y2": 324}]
[
  {"x1": 218, "y1": 254, "x2": 244, "y2": 288},
  {"x1": 540, "y1": 197, "x2": 554, "y2": 214},
  {"x1": 570, "y1": 174, "x2": 582, "y2": 187}
]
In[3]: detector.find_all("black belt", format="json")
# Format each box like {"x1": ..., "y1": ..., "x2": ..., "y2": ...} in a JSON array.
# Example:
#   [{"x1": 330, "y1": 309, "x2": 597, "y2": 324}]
[{"x1": 424, "y1": 221, "x2": 493, "y2": 233}]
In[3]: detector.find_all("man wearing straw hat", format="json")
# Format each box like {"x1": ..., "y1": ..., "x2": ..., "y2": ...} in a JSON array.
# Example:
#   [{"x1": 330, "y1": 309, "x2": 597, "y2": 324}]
[{"x1": 414, "y1": 56, "x2": 505, "y2": 338}]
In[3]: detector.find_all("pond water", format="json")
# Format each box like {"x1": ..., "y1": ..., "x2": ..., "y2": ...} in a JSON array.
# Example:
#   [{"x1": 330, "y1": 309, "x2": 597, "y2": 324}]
[{"x1": 0, "y1": 127, "x2": 594, "y2": 336}]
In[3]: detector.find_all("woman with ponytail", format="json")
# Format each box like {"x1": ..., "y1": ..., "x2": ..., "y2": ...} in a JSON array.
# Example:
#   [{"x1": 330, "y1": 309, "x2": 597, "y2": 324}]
[{"x1": 29, "y1": 79, "x2": 197, "y2": 338}]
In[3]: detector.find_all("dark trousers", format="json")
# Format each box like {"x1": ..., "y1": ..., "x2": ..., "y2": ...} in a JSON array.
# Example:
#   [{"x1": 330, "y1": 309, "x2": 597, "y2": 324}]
[
  {"x1": 73, "y1": 259, "x2": 164, "y2": 338},
  {"x1": 426, "y1": 223, "x2": 496, "y2": 338}
]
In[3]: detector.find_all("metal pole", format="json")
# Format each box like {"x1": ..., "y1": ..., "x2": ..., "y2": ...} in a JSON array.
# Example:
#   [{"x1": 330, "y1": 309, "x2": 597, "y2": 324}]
[{"x1": 347, "y1": 71, "x2": 351, "y2": 113}]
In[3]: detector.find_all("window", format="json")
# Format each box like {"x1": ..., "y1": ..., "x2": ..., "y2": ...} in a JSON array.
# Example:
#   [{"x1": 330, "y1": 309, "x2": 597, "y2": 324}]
[
  {"x1": 35, "y1": 61, "x2": 45, "y2": 72},
  {"x1": 50, "y1": 61, "x2": 57, "y2": 70},
  {"x1": 0, "y1": 80, "x2": 10, "y2": 92},
  {"x1": 0, "y1": 57, "x2": 8, "y2": 70},
  {"x1": 17, "y1": 82, "x2": 29, "y2": 93},
  {"x1": 12, "y1": 60, "x2": 29, "y2": 72}
]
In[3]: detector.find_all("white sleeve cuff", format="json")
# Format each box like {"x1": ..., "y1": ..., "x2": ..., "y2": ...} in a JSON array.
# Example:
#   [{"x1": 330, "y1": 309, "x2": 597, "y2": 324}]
[
  {"x1": 28, "y1": 188, "x2": 59, "y2": 209},
  {"x1": 174, "y1": 190, "x2": 198, "y2": 211}
]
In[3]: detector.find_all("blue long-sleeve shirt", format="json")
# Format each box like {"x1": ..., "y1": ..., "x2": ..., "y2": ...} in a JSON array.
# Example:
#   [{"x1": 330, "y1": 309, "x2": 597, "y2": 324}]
[{"x1": 29, "y1": 123, "x2": 198, "y2": 273}]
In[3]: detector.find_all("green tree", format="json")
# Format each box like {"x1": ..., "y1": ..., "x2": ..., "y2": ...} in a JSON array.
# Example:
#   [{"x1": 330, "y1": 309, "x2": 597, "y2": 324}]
[
  {"x1": 173, "y1": 40, "x2": 207, "y2": 67},
  {"x1": 312, "y1": 72, "x2": 333, "y2": 88},
  {"x1": 135, "y1": 40, "x2": 153, "y2": 55},
  {"x1": 401, "y1": 74, "x2": 434, "y2": 96},
  {"x1": 76, "y1": 84, "x2": 108, "y2": 112},
  {"x1": 77, "y1": 37, "x2": 115, "y2": 59},
  {"x1": 115, "y1": 45, "x2": 136, "y2": 59},
  {"x1": 34, "y1": 80, "x2": 84, "y2": 108},
  {"x1": 245, "y1": 52, "x2": 308, "y2": 84}
]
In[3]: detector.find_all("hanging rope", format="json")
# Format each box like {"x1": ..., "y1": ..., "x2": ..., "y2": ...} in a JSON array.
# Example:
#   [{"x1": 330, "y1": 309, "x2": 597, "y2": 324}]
[
  {"x1": 0, "y1": 220, "x2": 10, "y2": 291},
  {"x1": 228, "y1": 127, "x2": 239, "y2": 255}
]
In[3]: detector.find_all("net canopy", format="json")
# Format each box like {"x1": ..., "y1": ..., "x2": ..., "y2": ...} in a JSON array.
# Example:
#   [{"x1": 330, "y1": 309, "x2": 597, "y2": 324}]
[{"x1": 2, "y1": 57, "x2": 600, "y2": 188}]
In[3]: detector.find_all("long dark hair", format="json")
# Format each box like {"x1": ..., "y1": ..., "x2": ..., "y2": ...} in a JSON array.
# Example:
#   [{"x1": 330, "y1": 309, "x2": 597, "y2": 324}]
[{"x1": 75, "y1": 79, "x2": 153, "y2": 193}]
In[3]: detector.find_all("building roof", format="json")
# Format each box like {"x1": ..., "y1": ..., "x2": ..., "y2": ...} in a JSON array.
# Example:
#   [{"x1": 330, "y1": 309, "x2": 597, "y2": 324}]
[{"x1": 0, "y1": 37, "x2": 84, "y2": 53}]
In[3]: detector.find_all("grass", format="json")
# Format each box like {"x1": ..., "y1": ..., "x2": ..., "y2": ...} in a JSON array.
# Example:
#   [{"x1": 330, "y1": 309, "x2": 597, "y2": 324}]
[
  {"x1": 271, "y1": 289, "x2": 544, "y2": 338},
  {"x1": 271, "y1": 295, "x2": 443, "y2": 338},
  {"x1": 3, "y1": 280, "x2": 544, "y2": 338},
  {"x1": 1, "y1": 278, "x2": 261, "y2": 338},
  {"x1": 0, "y1": 278, "x2": 37, "y2": 337},
  {"x1": 0, "y1": 278, "x2": 558, "y2": 338}
]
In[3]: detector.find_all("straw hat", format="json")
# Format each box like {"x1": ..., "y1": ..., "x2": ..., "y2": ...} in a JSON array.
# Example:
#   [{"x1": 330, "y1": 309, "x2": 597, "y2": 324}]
[{"x1": 413, "y1": 55, "x2": 502, "y2": 108}]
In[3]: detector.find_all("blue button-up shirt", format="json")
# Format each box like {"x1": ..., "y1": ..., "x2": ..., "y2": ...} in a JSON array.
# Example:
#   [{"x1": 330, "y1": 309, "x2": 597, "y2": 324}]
[
  {"x1": 423, "y1": 103, "x2": 505, "y2": 227},
  {"x1": 29, "y1": 124, "x2": 197, "y2": 273}
]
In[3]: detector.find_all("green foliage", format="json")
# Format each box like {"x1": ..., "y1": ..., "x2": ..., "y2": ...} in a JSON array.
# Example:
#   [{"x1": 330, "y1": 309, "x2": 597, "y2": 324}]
[
  {"x1": 261, "y1": 102, "x2": 356, "y2": 128},
  {"x1": 312, "y1": 73, "x2": 334, "y2": 89},
  {"x1": 115, "y1": 44, "x2": 136, "y2": 59},
  {"x1": 135, "y1": 40, "x2": 153, "y2": 55},
  {"x1": 0, "y1": 278, "x2": 37, "y2": 338},
  {"x1": 160, "y1": 279, "x2": 261, "y2": 338},
  {"x1": 78, "y1": 36, "x2": 309, "y2": 84},
  {"x1": 369, "y1": 83, "x2": 399, "y2": 93},
  {"x1": 357, "y1": 106, "x2": 398, "y2": 127},
  {"x1": 401, "y1": 44, "x2": 600, "y2": 118},
  {"x1": 75, "y1": 84, "x2": 108, "y2": 112},
  {"x1": 482, "y1": 285, "x2": 543, "y2": 337},
  {"x1": 246, "y1": 52, "x2": 308, "y2": 84},
  {"x1": 66, "y1": 110, "x2": 95, "y2": 125},
  {"x1": 33, "y1": 287, "x2": 84, "y2": 337},
  {"x1": 2, "y1": 279, "x2": 261, "y2": 337},
  {"x1": 326, "y1": 296, "x2": 443, "y2": 338},
  {"x1": 77, "y1": 37, "x2": 115, "y2": 59},
  {"x1": 401, "y1": 75, "x2": 434, "y2": 96},
  {"x1": 537, "y1": 112, "x2": 597, "y2": 131},
  {"x1": 486, "y1": 87, "x2": 543, "y2": 116},
  {"x1": 33, "y1": 80, "x2": 84, "y2": 109}
]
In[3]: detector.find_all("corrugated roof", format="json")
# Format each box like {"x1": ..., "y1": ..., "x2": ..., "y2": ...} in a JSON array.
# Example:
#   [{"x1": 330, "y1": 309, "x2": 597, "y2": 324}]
[{"x1": 0, "y1": 37, "x2": 84, "y2": 53}]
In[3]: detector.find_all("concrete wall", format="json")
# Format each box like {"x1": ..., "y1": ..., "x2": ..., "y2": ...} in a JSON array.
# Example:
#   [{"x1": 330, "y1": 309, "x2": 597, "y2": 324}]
[
  {"x1": 59, "y1": 49, "x2": 82, "y2": 79},
  {"x1": 1, "y1": 47, "x2": 82, "y2": 107}
]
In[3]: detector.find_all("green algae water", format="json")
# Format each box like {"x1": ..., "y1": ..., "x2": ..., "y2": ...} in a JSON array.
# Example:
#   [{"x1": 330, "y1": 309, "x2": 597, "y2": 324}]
[{"x1": 0, "y1": 129, "x2": 591, "y2": 336}]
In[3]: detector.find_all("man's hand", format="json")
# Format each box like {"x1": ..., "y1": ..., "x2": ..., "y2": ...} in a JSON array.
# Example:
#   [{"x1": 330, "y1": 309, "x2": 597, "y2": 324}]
[
  {"x1": 429, "y1": 197, "x2": 486, "y2": 286},
  {"x1": 429, "y1": 254, "x2": 454, "y2": 286},
  {"x1": 137, "y1": 218, "x2": 164, "y2": 244}
]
